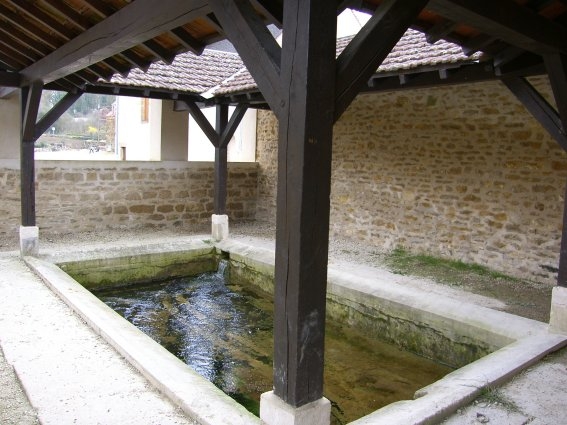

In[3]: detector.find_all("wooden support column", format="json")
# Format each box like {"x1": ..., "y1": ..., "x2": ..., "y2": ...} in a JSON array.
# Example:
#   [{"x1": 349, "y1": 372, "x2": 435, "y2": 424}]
[
  {"x1": 272, "y1": 0, "x2": 337, "y2": 407},
  {"x1": 211, "y1": 0, "x2": 428, "y2": 414},
  {"x1": 20, "y1": 81, "x2": 43, "y2": 227},
  {"x1": 215, "y1": 104, "x2": 229, "y2": 214},
  {"x1": 182, "y1": 100, "x2": 249, "y2": 215},
  {"x1": 544, "y1": 53, "x2": 567, "y2": 287}
]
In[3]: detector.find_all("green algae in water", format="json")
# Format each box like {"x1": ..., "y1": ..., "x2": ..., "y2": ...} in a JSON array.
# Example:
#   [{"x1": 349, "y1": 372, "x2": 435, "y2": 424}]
[{"x1": 95, "y1": 264, "x2": 452, "y2": 424}]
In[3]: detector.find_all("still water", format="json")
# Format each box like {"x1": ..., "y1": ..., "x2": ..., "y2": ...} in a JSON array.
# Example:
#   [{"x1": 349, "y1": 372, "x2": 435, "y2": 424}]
[{"x1": 95, "y1": 263, "x2": 451, "y2": 424}]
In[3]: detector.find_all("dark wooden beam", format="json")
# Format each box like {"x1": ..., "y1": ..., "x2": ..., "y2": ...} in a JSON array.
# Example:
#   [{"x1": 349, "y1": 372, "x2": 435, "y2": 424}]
[
  {"x1": 219, "y1": 104, "x2": 248, "y2": 148},
  {"x1": 543, "y1": 54, "x2": 567, "y2": 287},
  {"x1": 544, "y1": 54, "x2": 567, "y2": 143},
  {"x1": 20, "y1": 0, "x2": 209, "y2": 84},
  {"x1": 335, "y1": 0, "x2": 429, "y2": 120},
  {"x1": 0, "y1": 71, "x2": 21, "y2": 87},
  {"x1": 184, "y1": 101, "x2": 219, "y2": 146},
  {"x1": 273, "y1": 0, "x2": 337, "y2": 408},
  {"x1": 35, "y1": 92, "x2": 82, "y2": 139},
  {"x1": 425, "y1": 18, "x2": 457, "y2": 44},
  {"x1": 250, "y1": 0, "x2": 283, "y2": 27},
  {"x1": 20, "y1": 81, "x2": 42, "y2": 227},
  {"x1": 142, "y1": 40, "x2": 176, "y2": 65},
  {"x1": 169, "y1": 27, "x2": 205, "y2": 55},
  {"x1": 209, "y1": 0, "x2": 283, "y2": 116},
  {"x1": 119, "y1": 51, "x2": 152, "y2": 73},
  {"x1": 215, "y1": 104, "x2": 229, "y2": 215},
  {"x1": 428, "y1": 0, "x2": 567, "y2": 55},
  {"x1": 501, "y1": 76, "x2": 567, "y2": 150}
]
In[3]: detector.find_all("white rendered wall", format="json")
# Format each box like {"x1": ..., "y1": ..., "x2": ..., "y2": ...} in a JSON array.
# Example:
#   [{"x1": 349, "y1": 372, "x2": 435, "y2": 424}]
[
  {"x1": 116, "y1": 96, "x2": 160, "y2": 161},
  {"x1": 0, "y1": 93, "x2": 21, "y2": 160}
]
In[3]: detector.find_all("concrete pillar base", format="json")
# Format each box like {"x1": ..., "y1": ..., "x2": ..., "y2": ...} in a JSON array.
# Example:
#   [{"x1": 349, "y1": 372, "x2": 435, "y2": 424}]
[
  {"x1": 550, "y1": 286, "x2": 567, "y2": 334},
  {"x1": 260, "y1": 391, "x2": 331, "y2": 425},
  {"x1": 212, "y1": 214, "x2": 229, "y2": 241},
  {"x1": 19, "y1": 226, "x2": 39, "y2": 257}
]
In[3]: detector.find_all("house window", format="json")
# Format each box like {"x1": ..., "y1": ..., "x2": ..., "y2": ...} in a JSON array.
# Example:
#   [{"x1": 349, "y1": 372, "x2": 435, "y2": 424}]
[{"x1": 141, "y1": 98, "x2": 149, "y2": 122}]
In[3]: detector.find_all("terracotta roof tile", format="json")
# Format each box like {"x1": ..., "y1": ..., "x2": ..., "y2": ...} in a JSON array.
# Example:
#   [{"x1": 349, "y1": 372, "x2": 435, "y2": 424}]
[
  {"x1": 110, "y1": 50, "x2": 244, "y2": 94},
  {"x1": 214, "y1": 29, "x2": 481, "y2": 95},
  {"x1": 109, "y1": 29, "x2": 481, "y2": 97}
]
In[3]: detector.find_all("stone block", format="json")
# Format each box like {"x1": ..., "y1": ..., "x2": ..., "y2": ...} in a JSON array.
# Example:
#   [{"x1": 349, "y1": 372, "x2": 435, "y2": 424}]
[
  {"x1": 212, "y1": 214, "x2": 229, "y2": 241},
  {"x1": 550, "y1": 286, "x2": 567, "y2": 334},
  {"x1": 260, "y1": 391, "x2": 330, "y2": 425},
  {"x1": 20, "y1": 226, "x2": 39, "y2": 257}
]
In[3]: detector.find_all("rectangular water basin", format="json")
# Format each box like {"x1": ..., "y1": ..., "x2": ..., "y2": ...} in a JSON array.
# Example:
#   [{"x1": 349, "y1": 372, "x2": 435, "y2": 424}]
[{"x1": 26, "y1": 237, "x2": 564, "y2": 425}]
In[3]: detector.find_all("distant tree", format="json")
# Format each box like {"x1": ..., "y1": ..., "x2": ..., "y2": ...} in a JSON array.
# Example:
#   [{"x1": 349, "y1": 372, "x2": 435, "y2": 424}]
[{"x1": 38, "y1": 90, "x2": 115, "y2": 136}]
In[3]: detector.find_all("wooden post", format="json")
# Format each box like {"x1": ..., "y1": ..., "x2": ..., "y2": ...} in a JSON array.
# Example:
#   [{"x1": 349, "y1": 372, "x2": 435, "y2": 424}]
[
  {"x1": 544, "y1": 54, "x2": 567, "y2": 287},
  {"x1": 272, "y1": 0, "x2": 337, "y2": 407},
  {"x1": 214, "y1": 104, "x2": 229, "y2": 215},
  {"x1": 20, "y1": 81, "x2": 43, "y2": 227}
]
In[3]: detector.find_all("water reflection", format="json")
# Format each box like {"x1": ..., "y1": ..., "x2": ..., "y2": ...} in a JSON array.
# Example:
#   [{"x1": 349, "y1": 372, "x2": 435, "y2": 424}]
[{"x1": 96, "y1": 263, "x2": 451, "y2": 424}]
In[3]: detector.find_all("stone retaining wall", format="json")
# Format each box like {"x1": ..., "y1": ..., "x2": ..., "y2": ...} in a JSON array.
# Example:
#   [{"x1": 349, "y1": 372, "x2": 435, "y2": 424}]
[
  {"x1": 0, "y1": 160, "x2": 257, "y2": 238},
  {"x1": 256, "y1": 77, "x2": 567, "y2": 284}
]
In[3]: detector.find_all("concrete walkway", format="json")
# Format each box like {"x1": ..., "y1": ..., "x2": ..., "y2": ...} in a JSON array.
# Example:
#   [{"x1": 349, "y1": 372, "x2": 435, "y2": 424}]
[
  {"x1": 2, "y1": 233, "x2": 567, "y2": 424},
  {"x1": 0, "y1": 252, "x2": 197, "y2": 425}
]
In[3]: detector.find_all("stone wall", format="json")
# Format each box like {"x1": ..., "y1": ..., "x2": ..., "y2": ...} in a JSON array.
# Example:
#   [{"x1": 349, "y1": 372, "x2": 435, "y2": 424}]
[
  {"x1": 255, "y1": 77, "x2": 567, "y2": 284},
  {"x1": 0, "y1": 160, "x2": 257, "y2": 239}
]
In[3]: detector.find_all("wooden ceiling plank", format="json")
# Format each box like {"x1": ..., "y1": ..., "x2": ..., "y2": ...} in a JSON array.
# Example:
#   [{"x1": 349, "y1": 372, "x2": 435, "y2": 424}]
[
  {"x1": 335, "y1": 0, "x2": 430, "y2": 121},
  {"x1": 169, "y1": 27, "x2": 205, "y2": 55},
  {"x1": 0, "y1": 32, "x2": 40, "y2": 62},
  {"x1": 42, "y1": 0, "x2": 93, "y2": 31},
  {"x1": 209, "y1": 0, "x2": 282, "y2": 116},
  {"x1": 0, "y1": 22, "x2": 52, "y2": 56},
  {"x1": 0, "y1": 4, "x2": 61, "y2": 49},
  {"x1": 20, "y1": 0, "x2": 210, "y2": 84},
  {"x1": 81, "y1": 0, "x2": 115, "y2": 19},
  {"x1": 0, "y1": 51, "x2": 22, "y2": 71},
  {"x1": 7, "y1": 0, "x2": 76, "y2": 40},
  {"x1": 0, "y1": 43, "x2": 31, "y2": 67},
  {"x1": 428, "y1": 0, "x2": 567, "y2": 55}
]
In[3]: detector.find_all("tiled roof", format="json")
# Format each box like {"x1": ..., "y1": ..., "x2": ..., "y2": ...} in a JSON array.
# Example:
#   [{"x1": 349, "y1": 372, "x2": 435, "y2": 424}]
[
  {"x1": 213, "y1": 29, "x2": 482, "y2": 95},
  {"x1": 109, "y1": 29, "x2": 481, "y2": 97},
  {"x1": 110, "y1": 50, "x2": 244, "y2": 94}
]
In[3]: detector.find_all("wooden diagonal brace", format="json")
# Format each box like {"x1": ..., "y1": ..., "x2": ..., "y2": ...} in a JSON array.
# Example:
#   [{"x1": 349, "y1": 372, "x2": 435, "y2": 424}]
[
  {"x1": 209, "y1": 0, "x2": 283, "y2": 116},
  {"x1": 335, "y1": 0, "x2": 430, "y2": 121}
]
